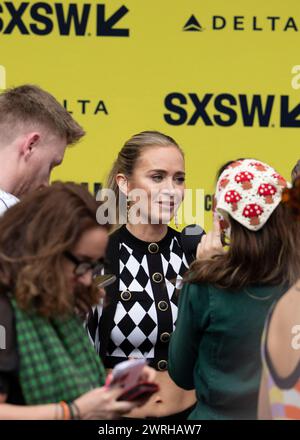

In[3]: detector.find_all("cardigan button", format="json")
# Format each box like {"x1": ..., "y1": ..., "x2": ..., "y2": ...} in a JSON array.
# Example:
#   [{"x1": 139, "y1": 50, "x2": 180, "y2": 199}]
[
  {"x1": 120, "y1": 290, "x2": 131, "y2": 301},
  {"x1": 157, "y1": 360, "x2": 168, "y2": 371},
  {"x1": 160, "y1": 332, "x2": 170, "y2": 343},
  {"x1": 158, "y1": 300, "x2": 168, "y2": 312},
  {"x1": 148, "y1": 243, "x2": 159, "y2": 254},
  {"x1": 152, "y1": 272, "x2": 163, "y2": 283}
]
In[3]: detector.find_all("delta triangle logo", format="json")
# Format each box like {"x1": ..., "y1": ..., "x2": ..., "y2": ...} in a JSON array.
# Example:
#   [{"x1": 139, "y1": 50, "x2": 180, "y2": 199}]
[{"x1": 183, "y1": 15, "x2": 203, "y2": 32}]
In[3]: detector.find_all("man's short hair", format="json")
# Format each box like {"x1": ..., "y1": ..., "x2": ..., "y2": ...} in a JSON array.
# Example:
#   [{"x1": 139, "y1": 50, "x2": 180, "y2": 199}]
[
  {"x1": 291, "y1": 160, "x2": 300, "y2": 183},
  {"x1": 0, "y1": 84, "x2": 85, "y2": 145}
]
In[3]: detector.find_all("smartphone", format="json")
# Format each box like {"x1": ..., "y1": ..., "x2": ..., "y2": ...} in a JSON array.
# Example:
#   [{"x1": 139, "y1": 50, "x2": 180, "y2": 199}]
[
  {"x1": 106, "y1": 359, "x2": 159, "y2": 401},
  {"x1": 106, "y1": 358, "x2": 147, "y2": 389},
  {"x1": 117, "y1": 381, "x2": 159, "y2": 402}
]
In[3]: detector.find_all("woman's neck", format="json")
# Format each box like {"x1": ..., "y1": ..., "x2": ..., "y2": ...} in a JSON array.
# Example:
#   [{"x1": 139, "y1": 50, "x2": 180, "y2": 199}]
[{"x1": 126, "y1": 223, "x2": 168, "y2": 242}]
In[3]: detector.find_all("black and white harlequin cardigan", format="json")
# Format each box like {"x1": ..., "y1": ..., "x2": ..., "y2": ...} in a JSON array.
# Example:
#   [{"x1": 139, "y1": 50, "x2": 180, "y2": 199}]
[{"x1": 87, "y1": 225, "x2": 193, "y2": 371}]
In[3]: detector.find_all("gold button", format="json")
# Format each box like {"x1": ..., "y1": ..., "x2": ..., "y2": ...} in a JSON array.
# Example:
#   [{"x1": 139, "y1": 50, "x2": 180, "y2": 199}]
[
  {"x1": 148, "y1": 243, "x2": 159, "y2": 254},
  {"x1": 158, "y1": 300, "x2": 168, "y2": 311},
  {"x1": 152, "y1": 272, "x2": 163, "y2": 283},
  {"x1": 157, "y1": 360, "x2": 168, "y2": 371},
  {"x1": 160, "y1": 332, "x2": 170, "y2": 343},
  {"x1": 120, "y1": 290, "x2": 131, "y2": 301}
]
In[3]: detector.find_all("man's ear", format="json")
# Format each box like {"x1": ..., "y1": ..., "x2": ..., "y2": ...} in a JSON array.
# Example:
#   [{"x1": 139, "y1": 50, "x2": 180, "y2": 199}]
[
  {"x1": 116, "y1": 174, "x2": 128, "y2": 196},
  {"x1": 20, "y1": 133, "x2": 40, "y2": 160}
]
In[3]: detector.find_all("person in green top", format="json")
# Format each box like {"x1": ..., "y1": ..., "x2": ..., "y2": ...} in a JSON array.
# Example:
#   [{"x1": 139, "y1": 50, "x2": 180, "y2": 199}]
[
  {"x1": 0, "y1": 182, "x2": 155, "y2": 420},
  {"x1": 169, "y1": 158, "x2": 300, "y2": 420}
]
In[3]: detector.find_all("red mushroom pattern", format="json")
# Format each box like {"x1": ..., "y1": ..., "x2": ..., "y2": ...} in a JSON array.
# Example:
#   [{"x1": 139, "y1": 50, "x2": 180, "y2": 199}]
[
  {"x1": 249, "y1": 162, "x2": 267, "y2": 172},
  {"x1": 272, "y1": 173, "x2": 287, "y2": 188},
  {"x1": 235, "y1": 171, "x2": 254, "y2": 190},
  {"x1": 229, "y1": 161, "x2": 242, "y2": 168},
  {"x1": 218, "y1": 175, "x2": 230, "y2": 191},
  {"x1": 224, "y1": 190, "x2": 242, "y2": 211},
  {"x1": 242, "y1": 203, "x2": 264, "y2": 226},
  {"x1": 258, "y1": 184, "x2": 277, "y2": 204}
]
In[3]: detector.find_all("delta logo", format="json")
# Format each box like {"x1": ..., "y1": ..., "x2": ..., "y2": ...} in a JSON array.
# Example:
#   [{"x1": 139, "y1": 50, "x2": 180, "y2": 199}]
[
  {"x1": 183, "y1": 14, "x2": 299, "y2": 32},
  {"x1": 0, "y1": 2, "x2": 129, "y2": 37}
]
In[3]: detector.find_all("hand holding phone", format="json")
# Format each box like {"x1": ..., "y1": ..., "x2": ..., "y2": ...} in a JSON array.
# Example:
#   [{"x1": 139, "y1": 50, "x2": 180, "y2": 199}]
[
  {"x1": 117, "y1": 381, "x2": 159, "y2": 401},
  {"x1": 105, "y1": 359, "x2": 159, "y2": 402}
]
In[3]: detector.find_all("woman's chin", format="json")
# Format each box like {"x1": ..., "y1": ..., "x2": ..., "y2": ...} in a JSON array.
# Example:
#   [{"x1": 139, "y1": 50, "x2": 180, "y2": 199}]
[{"x1": 150, "y1": 215, "x2": 173, "y2": 225}]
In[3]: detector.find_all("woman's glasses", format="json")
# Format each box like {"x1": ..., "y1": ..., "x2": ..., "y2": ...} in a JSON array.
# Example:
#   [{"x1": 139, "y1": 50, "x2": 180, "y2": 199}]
[{"x1": 64, "y1": 251, "x2": 116, "y2": 288}]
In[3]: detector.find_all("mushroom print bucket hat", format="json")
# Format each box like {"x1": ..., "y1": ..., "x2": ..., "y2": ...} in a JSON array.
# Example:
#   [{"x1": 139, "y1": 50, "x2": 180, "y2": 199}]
[{"x1": 215, "y1": 159, "x2": 289, "y2": 232}]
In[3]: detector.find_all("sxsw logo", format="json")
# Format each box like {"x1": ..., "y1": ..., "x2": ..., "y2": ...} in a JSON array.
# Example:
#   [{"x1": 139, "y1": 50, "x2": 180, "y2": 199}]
[
  {"x1": 164, "y1": 93, "x2": 300, "y2": 128},
  {"x1": 0, "y1": 2, "x2": 129, "y2": 36},
  {"x1": 183, "y1": 14, "x2": 299, "y2": 32}
]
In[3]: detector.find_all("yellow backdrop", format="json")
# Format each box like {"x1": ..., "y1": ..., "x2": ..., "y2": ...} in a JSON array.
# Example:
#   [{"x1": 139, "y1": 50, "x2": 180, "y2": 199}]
[{"x1": 1, "y1": 0, "x2": 300, "y2": 230}]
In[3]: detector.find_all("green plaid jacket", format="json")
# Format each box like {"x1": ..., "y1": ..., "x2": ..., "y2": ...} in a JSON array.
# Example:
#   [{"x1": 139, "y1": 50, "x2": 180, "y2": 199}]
[{"x1": 10, "y1": 297, "x2": 106, "y2": 404}]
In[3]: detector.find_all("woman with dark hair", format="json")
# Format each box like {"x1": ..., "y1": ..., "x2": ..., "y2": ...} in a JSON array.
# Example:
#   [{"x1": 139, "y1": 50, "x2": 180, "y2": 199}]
[
  {"x1": 168, "y1": 159, "x2": 299, "y2": 419},
  {"x1": 291, "y1": 159, "x2": 300, "y2": 183},
  {"x1": 88, "y1": 131, "x2": 196, "y2": 419},
  {"x1": 0, "y1": 182, "x2": 155, "y2": 419},
  {"x1": 258, "y1": 177, "x2": 300, "y2": 419}
]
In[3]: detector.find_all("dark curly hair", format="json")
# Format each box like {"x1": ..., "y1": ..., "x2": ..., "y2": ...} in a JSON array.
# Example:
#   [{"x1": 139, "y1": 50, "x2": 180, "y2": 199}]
[{"x1": 0, "y1": 182, "x2": 110, "y2": 318}]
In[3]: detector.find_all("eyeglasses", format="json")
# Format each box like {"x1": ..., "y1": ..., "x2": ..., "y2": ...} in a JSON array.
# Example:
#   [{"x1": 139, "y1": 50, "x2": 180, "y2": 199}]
[{"x1": 64, "y1": 251, "x2": 116, "y2": 288}]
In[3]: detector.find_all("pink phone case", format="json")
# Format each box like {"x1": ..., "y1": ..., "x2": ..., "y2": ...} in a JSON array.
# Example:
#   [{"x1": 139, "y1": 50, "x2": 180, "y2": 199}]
[
  {"x1": 105, "y1": 359, "x2": 146, "y2": 392},
  {"x1": 117, "y1": 381, "x2": 159, "y2": 401}
]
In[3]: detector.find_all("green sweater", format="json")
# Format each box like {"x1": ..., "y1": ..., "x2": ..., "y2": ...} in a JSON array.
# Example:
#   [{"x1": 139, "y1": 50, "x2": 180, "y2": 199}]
[{"x1": 168, "y1": 282, "x2": 285, "y2": 420}]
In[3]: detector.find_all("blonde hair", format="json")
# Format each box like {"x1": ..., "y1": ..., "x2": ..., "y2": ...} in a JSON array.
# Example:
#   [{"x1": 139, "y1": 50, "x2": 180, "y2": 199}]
[{"x1": 0, "y1": 84, "x2": 85, "y2": 145}]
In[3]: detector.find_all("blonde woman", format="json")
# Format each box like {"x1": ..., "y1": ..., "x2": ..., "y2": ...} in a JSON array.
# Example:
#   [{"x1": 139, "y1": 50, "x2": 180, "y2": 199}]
[{"x1": 88, "y1": 131, "x2": 196, "y2": 419}]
